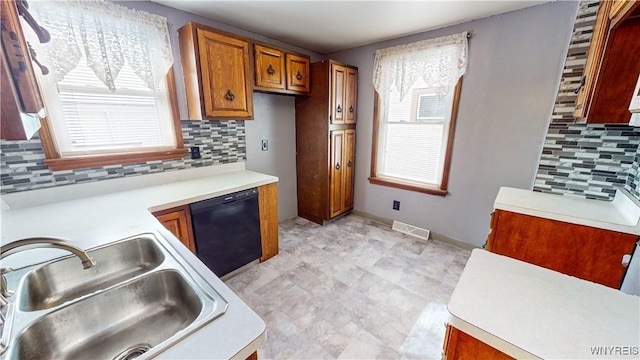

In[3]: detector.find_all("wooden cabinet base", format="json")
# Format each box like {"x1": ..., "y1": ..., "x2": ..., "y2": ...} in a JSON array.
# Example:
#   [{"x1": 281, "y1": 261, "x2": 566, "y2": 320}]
[
  {"x1": 486, "y1": 209, "x2": 638, "y2": 289},
  {"x1": 259, "y1": 183, "x2": 279, "y2": 262},
  {"x1": 443, "y1": 324, "x2": 513, "y2": 360},
  {"x1": 152, "y1": 205, "x2": 196, "y2": 253}
]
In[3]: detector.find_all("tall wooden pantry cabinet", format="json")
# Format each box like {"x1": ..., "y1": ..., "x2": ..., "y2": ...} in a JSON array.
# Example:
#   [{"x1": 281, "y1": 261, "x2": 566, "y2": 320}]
[{"x1": 295, "y1": 60, "x2": 358, "y2": 225}]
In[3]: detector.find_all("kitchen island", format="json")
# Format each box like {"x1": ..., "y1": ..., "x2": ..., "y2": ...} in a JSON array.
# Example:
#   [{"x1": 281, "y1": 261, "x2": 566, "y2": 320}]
[
  {"x1": 445, "y1": 249, "x2": 640, "y2": 359},
  {"x1": 0, "y1": 162, "x2": 275, "y2": 359}
]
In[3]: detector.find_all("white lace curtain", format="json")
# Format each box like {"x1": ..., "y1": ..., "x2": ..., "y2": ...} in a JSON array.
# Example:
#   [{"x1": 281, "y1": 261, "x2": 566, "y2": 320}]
[
  {"x1": 373, "y1": 32, "x2": 468, "y2": 102},
  {"x1": 30, "y1": 0, "x2": 174, "y2": 92}
]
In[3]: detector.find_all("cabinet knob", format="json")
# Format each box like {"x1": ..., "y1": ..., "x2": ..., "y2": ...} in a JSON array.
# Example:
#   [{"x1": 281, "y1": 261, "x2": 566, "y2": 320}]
[
  {"x1": 225, "y1": 89, "x2": 235, "y2": 101},
  {"x1": 296, "y1": 71, "x2": 303, "y2": 81},
  {"x1": 267, "y1": 64, "x2": 276, "y2": 75},
  {"x1": 27, "y1": 42, "x2": 49, "y2": 75},
  {"x1": 335, "y1": 162, "x2": 341, "y2": 170},
  {"x1": 347, "y1": 160, "x2": 352, "y2": 167},
  {"x1": 349, "y1": 105, "x2": 354, "y2": 113},
  {"x1": 336, "y1": 105, "x2": 342, "y2": 113}
]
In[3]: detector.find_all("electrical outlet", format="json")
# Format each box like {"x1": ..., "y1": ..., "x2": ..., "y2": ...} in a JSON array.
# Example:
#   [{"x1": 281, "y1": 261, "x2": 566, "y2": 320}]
[
  {"x1": 393, "y1": 200, "x2": 400, "y2": 211},
  {"x1": 261, "y1": 140, "x2": 268, "y2": 151},
  {"x1": 190, "y1": 146, "x2": 201, "y2": 159}
]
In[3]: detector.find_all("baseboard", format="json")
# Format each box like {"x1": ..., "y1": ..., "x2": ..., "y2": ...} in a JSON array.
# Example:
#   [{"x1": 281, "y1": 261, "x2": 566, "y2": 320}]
[{"x1": 351, "y1": 210, "x2": 478, "y2": 251}]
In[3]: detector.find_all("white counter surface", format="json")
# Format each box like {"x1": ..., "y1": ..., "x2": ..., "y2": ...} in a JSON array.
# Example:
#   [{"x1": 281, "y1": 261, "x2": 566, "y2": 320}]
[
  {"x1": 0, "y1": 163, "x2": 276, "y2": 359},
  {"x1": 448, "y1": 249, "x2": 640, "y2": 359},
  {"x1": 494, "y1": 186, "x2": 640, "y2": 235}
]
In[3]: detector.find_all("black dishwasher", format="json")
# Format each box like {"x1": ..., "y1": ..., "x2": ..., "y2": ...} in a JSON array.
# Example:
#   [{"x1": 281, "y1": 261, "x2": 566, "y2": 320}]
[{"x1": 189, "y1": 188, "x2": 262, "y2": 277}]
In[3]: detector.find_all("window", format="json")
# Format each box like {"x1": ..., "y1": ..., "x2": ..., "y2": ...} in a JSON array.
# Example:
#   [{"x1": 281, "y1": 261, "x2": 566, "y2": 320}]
[
  {"x1": 28, "y1": 0, "x2": 185, "y2": 170},
  {"x1": 369, "y1": 32, "x2": 468, "y2": 195}
]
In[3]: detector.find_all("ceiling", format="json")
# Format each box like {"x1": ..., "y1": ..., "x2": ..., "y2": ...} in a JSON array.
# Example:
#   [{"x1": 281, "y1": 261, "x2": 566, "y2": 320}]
[{"x1": 151, "y1": 0, "x2": 551, "y2": 54}]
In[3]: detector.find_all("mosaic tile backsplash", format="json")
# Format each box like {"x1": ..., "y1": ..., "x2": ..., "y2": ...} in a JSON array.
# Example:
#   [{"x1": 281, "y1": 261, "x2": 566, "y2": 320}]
[
  {"x1": 0, "y1": 120, "x2": 246, "y2": 194},
  {"x1": 533, "y1": 0, "x2": 640, "y2": 201}
]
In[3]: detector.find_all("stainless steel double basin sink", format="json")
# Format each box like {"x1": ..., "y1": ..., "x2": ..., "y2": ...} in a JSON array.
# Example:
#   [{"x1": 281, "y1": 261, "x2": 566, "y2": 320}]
[{"x1": 1, "y1": 233, "x2": 228, "y2": 359}]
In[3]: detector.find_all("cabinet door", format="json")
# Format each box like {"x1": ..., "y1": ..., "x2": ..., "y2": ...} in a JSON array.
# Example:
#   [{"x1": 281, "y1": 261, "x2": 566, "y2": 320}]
[
  {"x1": 344, "y1": 68, "x2": 358, "y2": 124},
  {"x1": 331, "y1": 64, "x2": 346, "y2": 124},
  {"x1": 1, "y1": 0, "x2": 44, "y2": 140},
  {"x1": 254, "y1": 44, "x2": 285, "y2": 90},
  {"x1": 259, "y1": 183, "x2": 279, "y2": 262},
  {"x1": 342, "y1": 129, "x2": 356, "y2": 211},
  {"x1": 443, "y1": 324, "x2": 514, "y2": 360},
  {"x1": 573, "y1": 1, "x2": 640, "y2": 124},
  {"x1": 329, "y1": 130, "x2": 345, "y2": 218},
  {"x1": 197, "y1": 28, "x2": 253, "y2": 119},
  {"x1": 285, "y1": 53, "x2": 310, "y2": 93},
  {"x1": 153, "y1": 206, "x2": 196, "y2": 253},
  {"x1": 486, "y1": 209, "x2": 638, "y2": 289}
]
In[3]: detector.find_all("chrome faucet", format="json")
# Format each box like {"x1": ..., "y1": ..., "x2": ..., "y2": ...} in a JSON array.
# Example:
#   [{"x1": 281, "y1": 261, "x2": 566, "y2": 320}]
[{"x1": 0, "y1": 237, "x2": 96, "y2": 297}]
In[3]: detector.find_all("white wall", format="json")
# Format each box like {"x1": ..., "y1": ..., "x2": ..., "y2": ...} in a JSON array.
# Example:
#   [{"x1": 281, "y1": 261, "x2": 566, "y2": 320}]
[
  {"x1": 327, "y1": 1, "x2": 579, "y2": 246},
  {"x1": 244, "y1": 93, "x2": 298, "y2": 221}
]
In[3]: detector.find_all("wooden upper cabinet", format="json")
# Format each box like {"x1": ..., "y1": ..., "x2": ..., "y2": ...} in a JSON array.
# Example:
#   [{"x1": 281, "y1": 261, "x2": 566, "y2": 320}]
[
  {"x1": 345, "y1": 67, "x2": 358, "y2": 124},
  {"x1": 573, "y1": 1, "x2": 640, "y2": 124},
  {"x1": 331, "y1": 64, "x2": 346, "y2": 124},
  {"x1": 252, "y1": 41, "x2": 310, "y2": 95},
  {"x1": 1, "y1": 0, "x2": 45, "y2": 140},
  {"x1": 179, "y1": 22, "x2": 253, "y2": 120},
  {"x1": 254, "y1": 44, "x2": 285, "y2": 90},
  {"x1": 285, "y1": 53, "x2": 310, "y2": 93},
  {"x1": 330, "y1": 63, "x2": 358, "y2": 124}
]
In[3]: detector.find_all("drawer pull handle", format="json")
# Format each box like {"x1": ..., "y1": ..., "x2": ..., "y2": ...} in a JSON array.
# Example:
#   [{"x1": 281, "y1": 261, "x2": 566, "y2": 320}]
[
  {"x1": 296, "y1": 71, "x2": 303, "y2": 80},
  {"x1": 28, "y1": 42, "x2": 49, "y2": 75},
  {"x1": 225, "y1": 89, "x2": 235, "y2": 101},
  {"x1": 336, "y1": 105, "x2": 342, "y2": 113},
  {"x1": 267, "y1": 64, "x2": 275, "y2": 75},
  {"x1": 335, "y1": 162, "x2": 341, "y2": 170}
]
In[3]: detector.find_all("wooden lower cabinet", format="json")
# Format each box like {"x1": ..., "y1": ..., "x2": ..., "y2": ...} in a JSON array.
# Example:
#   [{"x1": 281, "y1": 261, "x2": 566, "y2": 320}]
[
  {"x1": 152, "y1": 205, "x2": 196, "y2": 253},
  {"x1": 258, "y1": 183, "x2": 279, "y2": 261},
  {"x1": 485, "y1": 209, "x2": 638, "y2": 288},
  {"x1": 443, "y1": 324, "x2": 513, "y2": 360},
  {"x1": 329, "y1": 129, "x2": 356, "y2": 218},
  {"x1": 153, "y1": 183, "x2": 279, "y2": 263}
]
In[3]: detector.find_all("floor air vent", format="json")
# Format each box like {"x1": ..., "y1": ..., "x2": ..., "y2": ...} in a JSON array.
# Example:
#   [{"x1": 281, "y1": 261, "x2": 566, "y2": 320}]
[{"x1": 392, "y1": 221, "x2": 430, "y2": 241}]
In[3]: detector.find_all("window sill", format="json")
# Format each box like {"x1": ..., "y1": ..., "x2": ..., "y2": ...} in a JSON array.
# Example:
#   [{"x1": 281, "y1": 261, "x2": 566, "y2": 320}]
[
  {"x1": 44, "y1": 148, "x2": 188, "y2": 171},
  {"x1": 368, "y1": 175, "x2": 448, "y2": 196}
]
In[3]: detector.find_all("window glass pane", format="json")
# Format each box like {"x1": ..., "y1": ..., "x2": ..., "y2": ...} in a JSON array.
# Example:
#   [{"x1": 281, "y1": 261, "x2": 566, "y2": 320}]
[
  {"x1": 383, "y1": 123, "x2": 444, "y2": 184},
  {"x1": 378, "y1": 77, "x2": 452, "y2": 186},
  {"x1": 417, "y1": 94, "x2": 446, "y2": 120},
  {"x1": 57, "y1": 60, "x2": 170, "y2": 152}
]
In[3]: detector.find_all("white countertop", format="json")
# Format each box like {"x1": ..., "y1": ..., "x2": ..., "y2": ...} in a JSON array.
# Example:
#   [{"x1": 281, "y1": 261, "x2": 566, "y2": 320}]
[
  {"x1": 494, "y1": 186, "x2": 640, "y2": 235},
  {"x1": 0, "y1": 162, "x2": 277, "y2": 359},
  {"x1": 448, "y1": 249, "x2": 640, "y2": 359}
]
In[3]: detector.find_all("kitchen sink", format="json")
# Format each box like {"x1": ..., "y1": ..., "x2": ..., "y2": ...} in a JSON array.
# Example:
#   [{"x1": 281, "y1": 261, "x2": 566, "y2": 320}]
[
  {"x1": 18, "y1": 236, "x2": 165, "y2": 311},
  {"x1": 1, "y1": 233, "x2": 228, "y2": 359},
  {"x1": 16, "y1": 270, "x2": 201, "y2": 360}
]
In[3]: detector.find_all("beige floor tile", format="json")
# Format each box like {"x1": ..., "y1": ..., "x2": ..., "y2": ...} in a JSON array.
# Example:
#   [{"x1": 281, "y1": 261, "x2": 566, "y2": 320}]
[{"x1": 224, "y1": 214, "x2": 472, "y2": 359}]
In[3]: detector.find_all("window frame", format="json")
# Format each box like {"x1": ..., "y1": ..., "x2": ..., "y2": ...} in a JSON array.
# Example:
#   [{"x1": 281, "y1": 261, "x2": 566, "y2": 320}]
[
  {"x1": 39, "y1": 67, "x2": 186, "y2": 171},
  {"x1": 368, "y1": 78, "x2": 463, "y2": 196}
]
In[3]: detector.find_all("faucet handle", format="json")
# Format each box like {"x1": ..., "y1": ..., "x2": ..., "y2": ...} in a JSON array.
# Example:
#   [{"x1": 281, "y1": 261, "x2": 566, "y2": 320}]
[{"x1": 0, "y1": 270, "x2": 14, "y2": 298}]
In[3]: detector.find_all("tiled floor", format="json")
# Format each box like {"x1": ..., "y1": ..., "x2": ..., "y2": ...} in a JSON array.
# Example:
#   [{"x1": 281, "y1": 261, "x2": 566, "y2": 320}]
[{"x1": 224, "y1": 214, "x2": 472, "y2": 359}]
